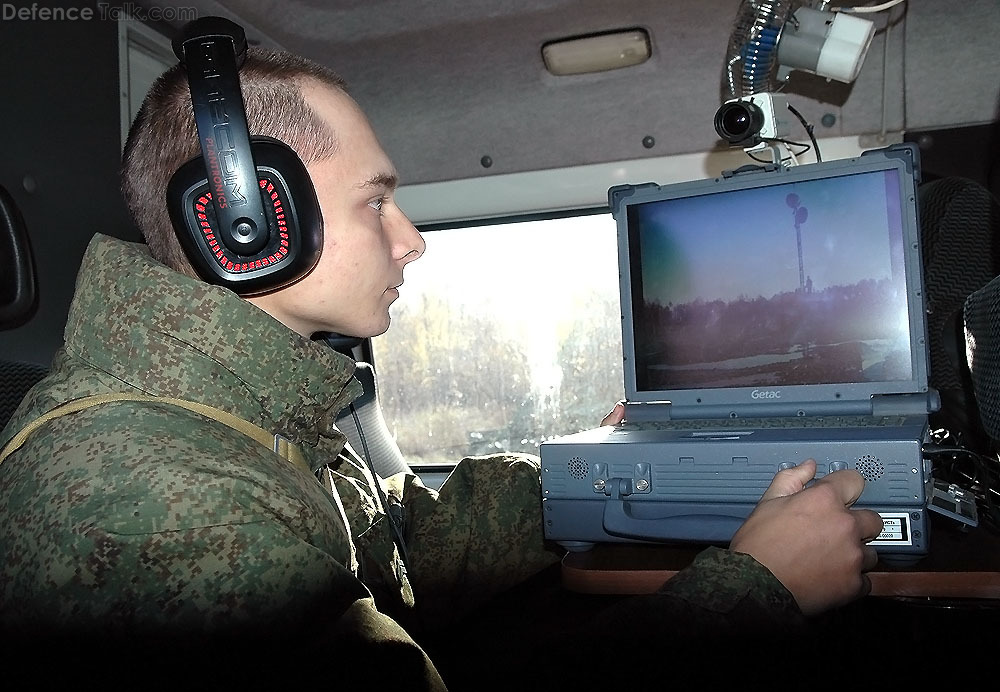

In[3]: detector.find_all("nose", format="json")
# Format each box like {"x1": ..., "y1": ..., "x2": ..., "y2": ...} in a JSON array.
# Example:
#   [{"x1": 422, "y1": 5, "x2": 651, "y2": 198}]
[{"x1": 391, "y1": 209, "x2": 425, "y2": 264}]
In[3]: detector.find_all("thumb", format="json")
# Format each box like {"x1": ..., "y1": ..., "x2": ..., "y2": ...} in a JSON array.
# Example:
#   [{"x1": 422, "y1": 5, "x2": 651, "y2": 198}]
[
  {"x1": 759, "y1": 459, "x2": 817, "y2": 502},
  {"x1": 601, "y1": 401, "x2": 626, "y2": 427}
]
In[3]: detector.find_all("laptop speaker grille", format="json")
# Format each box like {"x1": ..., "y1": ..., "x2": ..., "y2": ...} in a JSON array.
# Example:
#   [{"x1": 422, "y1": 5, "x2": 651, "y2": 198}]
[
  {"x1": 856, "y1": 454, "x2": 884, "y2": 482},
  {"x1": 567, "y1": 457, "x2": 589, "y2": 480}
]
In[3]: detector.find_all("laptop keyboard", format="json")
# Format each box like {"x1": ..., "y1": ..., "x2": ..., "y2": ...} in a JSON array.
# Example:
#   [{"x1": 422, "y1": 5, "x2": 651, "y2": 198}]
[{"x1": 620, "y1": 415, "x2": 909, "y2": 431}]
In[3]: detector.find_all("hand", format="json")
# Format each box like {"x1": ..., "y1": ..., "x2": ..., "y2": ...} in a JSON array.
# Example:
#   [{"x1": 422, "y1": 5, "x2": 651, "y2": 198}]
[
  {"x1": 600, "y1": 401, "x2": 625, "y2": 427},
  {"x1": 729, "y1": 459, "x2": 883, "y2": 616}
]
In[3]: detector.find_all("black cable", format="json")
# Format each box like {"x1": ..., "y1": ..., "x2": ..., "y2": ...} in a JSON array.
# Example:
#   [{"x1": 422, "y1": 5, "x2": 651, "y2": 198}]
[
  {"x1": 747, "y1": 150, "x2": 778, "y2": 164},
  {"x1": 770, "y1": 138, "x2": 812, "y2": 156},
  {"x1": 780, "y1": 138, "x2": 811, "y2": 151},
  {"x1": 786, "y1": 102, "x2": 822, "y2": 162},
  {"x1": 350, "y1": 402, "x2": 411, "y2": 571},
  {"x1": 923, "y1": 439, "x2": 1000, "y2": 534},
  {"x1": 749, "y1": 139, "x2": 811, "y2": 165}
]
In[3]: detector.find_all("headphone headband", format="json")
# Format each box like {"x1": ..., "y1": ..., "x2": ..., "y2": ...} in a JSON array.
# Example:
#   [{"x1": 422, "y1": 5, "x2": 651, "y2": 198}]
[
  {"x1": 172, "y1": 16, "x2": 248, "y2": 66},
  {"x1": 174, "y1": 18, "x2": 267, "y2": 256}
]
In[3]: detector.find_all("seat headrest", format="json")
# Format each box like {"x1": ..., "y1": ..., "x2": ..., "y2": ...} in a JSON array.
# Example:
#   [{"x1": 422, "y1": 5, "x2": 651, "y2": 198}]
[{"x1": 0, "y1": 185, "x2": 38, "y2": 330}]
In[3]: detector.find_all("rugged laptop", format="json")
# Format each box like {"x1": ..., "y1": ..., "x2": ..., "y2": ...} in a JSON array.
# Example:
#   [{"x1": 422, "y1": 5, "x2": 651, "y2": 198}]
[{"x1": 541, "y1": 143, "x2": 937, "y2": 558}]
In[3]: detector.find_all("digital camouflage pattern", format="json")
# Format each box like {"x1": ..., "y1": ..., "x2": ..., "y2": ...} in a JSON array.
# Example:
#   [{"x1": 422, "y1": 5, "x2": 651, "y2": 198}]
[
  {"x1": 0, "y1": 235, "x2": 561, "y2": 682},
  {"x1": 0, "y1": 234, "x2": 801, "y2": 688}
]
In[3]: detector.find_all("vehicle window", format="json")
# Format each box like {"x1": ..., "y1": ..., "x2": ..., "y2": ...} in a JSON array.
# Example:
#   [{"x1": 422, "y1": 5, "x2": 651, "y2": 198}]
[{"x1": 371, "y1": 213, "x2": 624, "y2": 464}]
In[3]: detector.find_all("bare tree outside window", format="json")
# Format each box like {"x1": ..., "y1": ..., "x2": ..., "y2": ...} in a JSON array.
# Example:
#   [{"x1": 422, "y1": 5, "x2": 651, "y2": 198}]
[{"x1": 372, "y1": 215, "x2": 625, "y2": 464}]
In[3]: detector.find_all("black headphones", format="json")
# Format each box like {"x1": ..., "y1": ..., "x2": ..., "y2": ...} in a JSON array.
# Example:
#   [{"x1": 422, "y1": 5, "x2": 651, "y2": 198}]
[{"x1": 166, "y1": 17, "x2": 323, "y2": 296}]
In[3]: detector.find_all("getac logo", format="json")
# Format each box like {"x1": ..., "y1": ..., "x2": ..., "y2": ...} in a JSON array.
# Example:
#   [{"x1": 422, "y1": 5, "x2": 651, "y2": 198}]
[{"x1": 751, "y1": 389, "x2": 781, "y2": 399}]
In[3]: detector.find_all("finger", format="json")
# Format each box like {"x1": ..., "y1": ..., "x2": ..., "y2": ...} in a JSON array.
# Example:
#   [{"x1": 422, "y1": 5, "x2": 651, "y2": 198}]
[
  {"x1": 813, "y1": 468, "x2": 867, "y2": 506},
  {"x1": 601, "y1": 401, "x2": 626, "y2": 427},
  {"x1": 858, "y1": 573, "x2": 873, "y2": 598},
  {"x1": 854, "y1": 508, "x2": 885, "y2": 542},
  {"x1": 759, "y1": 459, "x2": 817, "y2": 501},
  {"x1": 861, "y1": 545, "x2": 879, "y2": 572}
]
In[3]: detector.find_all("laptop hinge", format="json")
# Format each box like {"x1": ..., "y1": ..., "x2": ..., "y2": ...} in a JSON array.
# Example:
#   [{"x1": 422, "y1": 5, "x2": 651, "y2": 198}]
[
  {"x1": 624, "y1": 402, "x2": 672, "y2": 422},
  {"x1": 871, "y1": 389, "x2": 941, "y2": 416},
  {"x1": 626, "y1": 399, "x2": 873, "y2": 422},
  {"x1": 624, "y1": 390, "x2": 941, "y2": 422}
]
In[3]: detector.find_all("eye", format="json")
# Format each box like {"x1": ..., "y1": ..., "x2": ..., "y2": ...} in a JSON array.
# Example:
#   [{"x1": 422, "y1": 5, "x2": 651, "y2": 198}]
[{"x1": 368, "y1": 196, "x2": 386, "y2": 215}]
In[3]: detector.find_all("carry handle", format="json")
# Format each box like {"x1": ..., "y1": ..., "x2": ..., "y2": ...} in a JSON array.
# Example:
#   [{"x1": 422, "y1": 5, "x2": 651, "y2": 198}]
[
  {"x1": 601, "y1": 479, "x2": 749, "y2": 542},
  {"x1": 602, "y1": 500, "x2": 746, "y2": 543}
]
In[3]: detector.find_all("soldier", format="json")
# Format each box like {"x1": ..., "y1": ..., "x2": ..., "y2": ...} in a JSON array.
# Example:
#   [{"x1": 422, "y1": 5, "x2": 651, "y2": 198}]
[{"x1": 0, "y1": 18, "x2": 881, "y2": 689}]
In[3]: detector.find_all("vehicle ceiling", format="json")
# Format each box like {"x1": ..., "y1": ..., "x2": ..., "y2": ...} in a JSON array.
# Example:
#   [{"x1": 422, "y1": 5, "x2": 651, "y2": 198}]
[{"x1": 137, "y1": 1, "x2": 1000, "y2": 185}]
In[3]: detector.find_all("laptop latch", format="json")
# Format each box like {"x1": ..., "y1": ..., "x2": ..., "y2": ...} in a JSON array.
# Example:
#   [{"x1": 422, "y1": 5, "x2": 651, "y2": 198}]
[{"x1": 722, "y1": 163, "x2": 780, "y2": 178}]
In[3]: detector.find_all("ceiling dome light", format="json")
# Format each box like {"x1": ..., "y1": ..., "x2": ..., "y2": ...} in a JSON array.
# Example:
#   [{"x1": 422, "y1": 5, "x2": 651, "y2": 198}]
[{"x1": 542, "y1": 29, "x2": 651, "y2": 76}]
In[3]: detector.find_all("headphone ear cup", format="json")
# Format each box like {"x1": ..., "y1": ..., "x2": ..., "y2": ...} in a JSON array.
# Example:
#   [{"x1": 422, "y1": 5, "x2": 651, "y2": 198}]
[{"x1": 167, "y1": 137, "x2": 323, "y2": 296}]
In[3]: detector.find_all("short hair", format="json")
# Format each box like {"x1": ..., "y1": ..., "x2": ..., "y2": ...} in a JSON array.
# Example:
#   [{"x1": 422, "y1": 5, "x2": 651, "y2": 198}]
[{"x1": 121, "y1": 48, "x2": 347, "y2": 278}]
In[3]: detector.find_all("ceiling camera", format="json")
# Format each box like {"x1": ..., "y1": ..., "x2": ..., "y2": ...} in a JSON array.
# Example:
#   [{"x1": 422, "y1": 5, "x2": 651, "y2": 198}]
[{"x1": 714, "y1": 93, "x2": 789, "y2": 149}]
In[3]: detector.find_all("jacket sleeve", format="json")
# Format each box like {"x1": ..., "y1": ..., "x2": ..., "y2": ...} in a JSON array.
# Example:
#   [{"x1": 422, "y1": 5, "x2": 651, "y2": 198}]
[
  {"x1": 582, "y1": 546, "x2": 805, "y2": 650},
  {"x1": 391, "y1": 453, "x2": 563, "y2": 628},
  {"x1": 642, "y1": 546, "x2": 802, "y2": 624},
  {"x1": 540, "y1": 547, "x2": 808, "y2": 687}
]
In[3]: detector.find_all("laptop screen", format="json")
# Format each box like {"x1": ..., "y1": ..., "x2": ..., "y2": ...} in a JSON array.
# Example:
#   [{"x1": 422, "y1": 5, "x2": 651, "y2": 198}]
[{"x1": 614, "y1": 147, "x2": 928, "y2": 410}]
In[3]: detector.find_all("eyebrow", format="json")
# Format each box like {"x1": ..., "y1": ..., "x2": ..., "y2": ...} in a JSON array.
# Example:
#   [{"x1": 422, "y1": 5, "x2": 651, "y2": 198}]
[{"x1": 356, "y1": 172, "x2": 398, "y2": 191}]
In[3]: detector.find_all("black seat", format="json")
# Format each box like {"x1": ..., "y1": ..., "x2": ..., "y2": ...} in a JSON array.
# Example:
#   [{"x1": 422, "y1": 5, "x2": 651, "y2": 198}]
[
  {"x1": 0, "y1": 359, "x2": 48, "y2": 429},
  {"x1": 953, "y1": 177, "x2": 1000, "y2": 448},
  {"x1": 0, "y1": 184, "x2": 37, "y2": 330},
  {"x1": 0, "y1": 184, "x2": 47, "y2": 431},
  {"x1": 919, "y1": 176, "x2": 1000, "y2": 450}
]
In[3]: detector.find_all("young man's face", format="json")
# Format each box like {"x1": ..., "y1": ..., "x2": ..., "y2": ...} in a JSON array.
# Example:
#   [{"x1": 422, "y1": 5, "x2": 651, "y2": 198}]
[{"x1": 248, "y1": 82, "x2": 425, "y2": 338}]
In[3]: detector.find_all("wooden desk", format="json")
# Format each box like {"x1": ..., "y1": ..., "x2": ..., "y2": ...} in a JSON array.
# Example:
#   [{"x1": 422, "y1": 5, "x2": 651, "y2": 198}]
[{"x1": 562, "y1": 522, "x2": 1000, "y2": 599}]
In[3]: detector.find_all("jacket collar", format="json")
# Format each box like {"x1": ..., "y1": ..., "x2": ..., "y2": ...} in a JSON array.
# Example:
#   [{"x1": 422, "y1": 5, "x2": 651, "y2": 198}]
[{"x1": 64, "y1": 234, "x2": 362, "y2": 444}]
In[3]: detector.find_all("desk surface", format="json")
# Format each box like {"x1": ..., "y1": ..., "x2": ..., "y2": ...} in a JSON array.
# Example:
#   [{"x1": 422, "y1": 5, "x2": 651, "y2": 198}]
[{"x1": 562, "y1": 522, "x2": 1000, "y2": 599}]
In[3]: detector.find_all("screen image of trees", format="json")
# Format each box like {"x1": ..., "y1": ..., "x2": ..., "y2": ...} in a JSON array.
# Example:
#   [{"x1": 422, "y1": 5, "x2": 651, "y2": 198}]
[{"x1": 634, "y1": 277, "x2": 911, "y2": 391}]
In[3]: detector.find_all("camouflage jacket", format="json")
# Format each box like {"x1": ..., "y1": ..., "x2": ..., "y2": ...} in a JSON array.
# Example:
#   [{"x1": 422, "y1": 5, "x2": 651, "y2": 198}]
[{"x1": 0, "y1": 235, "x2": 802, "y2": 688}]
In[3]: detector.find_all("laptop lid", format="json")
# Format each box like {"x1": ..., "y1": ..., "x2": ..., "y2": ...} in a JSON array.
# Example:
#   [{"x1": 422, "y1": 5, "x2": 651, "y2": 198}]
[{"x1": 610, "y1": 143, "x2": 935, "y2": 420}]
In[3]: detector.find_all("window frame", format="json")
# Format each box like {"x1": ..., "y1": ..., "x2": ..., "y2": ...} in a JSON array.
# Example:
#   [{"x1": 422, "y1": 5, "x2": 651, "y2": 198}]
[
  {"x1": 394, "y1": 136, "x2": 866, "y2": 227},
  {"x1": 117, "y1": 19, "x2": 175, "y2": 150},
  {"x1": 372, "y1": 209, "x2": 623, "y2": 467}
]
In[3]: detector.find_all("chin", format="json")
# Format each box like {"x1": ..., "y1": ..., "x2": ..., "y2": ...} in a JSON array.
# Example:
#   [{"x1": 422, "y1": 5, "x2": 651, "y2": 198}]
[
  {"x1": 358, "y1": 314, "x2": 392, "y2": 339},
  {"x1": 319, "y1": 312, "x2": 391, "y2": 340},
  {"x1": 371, "y1": 317, "x2": 392, "y2": 337}
]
